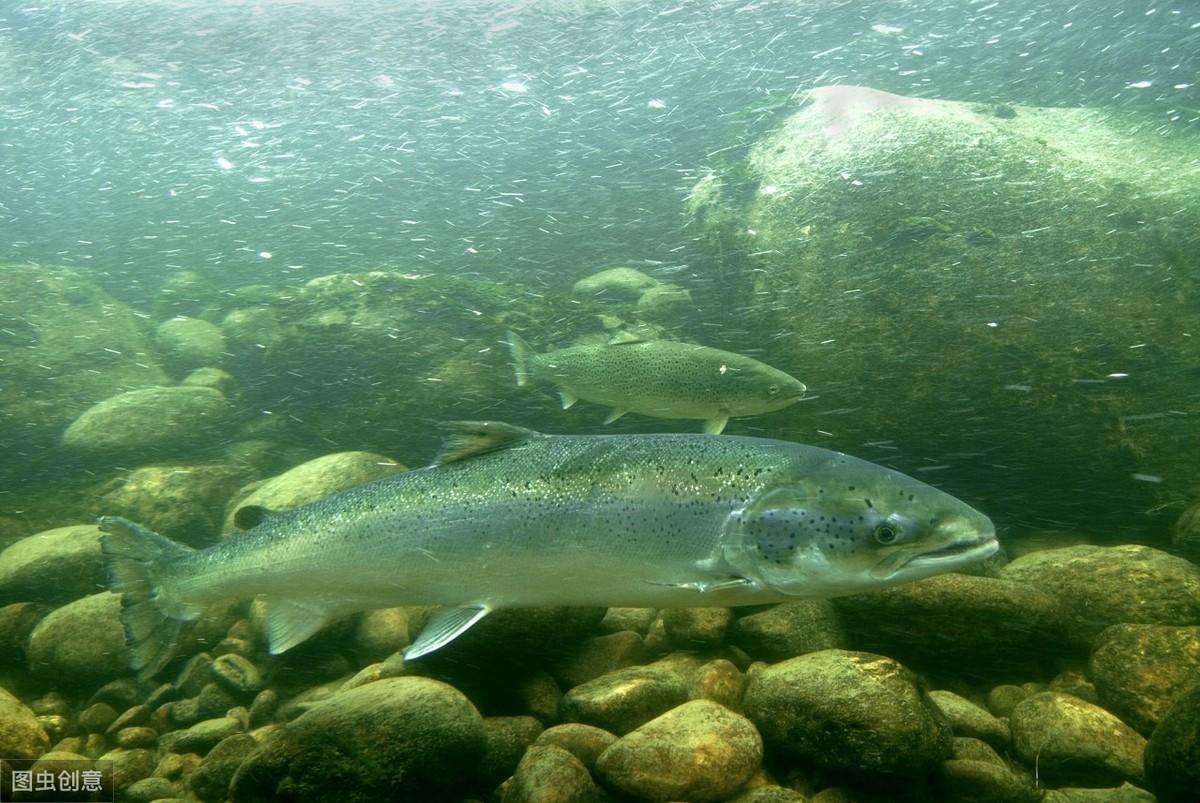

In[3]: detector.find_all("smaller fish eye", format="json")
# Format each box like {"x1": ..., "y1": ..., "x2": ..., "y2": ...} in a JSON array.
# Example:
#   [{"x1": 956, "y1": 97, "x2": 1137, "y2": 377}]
[{"x1": 874, "y1": 523, "x2": 899, "y2": 544}]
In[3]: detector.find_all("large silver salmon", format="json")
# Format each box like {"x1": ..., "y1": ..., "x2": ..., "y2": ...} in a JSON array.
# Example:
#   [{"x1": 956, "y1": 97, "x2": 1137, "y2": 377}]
[{"x1": 100, "y1": 421, "x2": 997, "y2": 679}]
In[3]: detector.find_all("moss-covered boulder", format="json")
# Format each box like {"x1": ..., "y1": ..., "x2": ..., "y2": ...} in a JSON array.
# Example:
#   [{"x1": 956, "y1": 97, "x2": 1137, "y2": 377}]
[
  {"x1": 0, "y1": 524, "x2": 104, "y2": 606},
  {"x1": 1089, "y1": 624, "x2": 1200, "y2": 734},
  {"x1": 62, "y1": 386, "x2": 231, "y2": 459},
  {"x1": 1144, "y1": 684, "x2": 1200, "y2": 803},
  {"x1": 228, "y1": 676, "x2": 485, "y2": 802},
  {"x1": 0, "y1": 266, "x2": 168, "y2": 485},
  {"x1": 155, "y1": 316, "x2": 226, "y2": 377},
  {"x1": 684, "y1": 85, "x2": 1200, "y2": 531}
]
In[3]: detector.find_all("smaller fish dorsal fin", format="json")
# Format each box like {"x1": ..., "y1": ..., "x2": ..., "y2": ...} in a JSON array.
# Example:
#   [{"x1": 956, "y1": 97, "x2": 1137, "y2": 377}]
[
  {"x1": 434, "y1": 421, "x2": 541, "y2": 466},
  {"x1": 606, "y1": 331, "x2": 648, "y2": 345}
]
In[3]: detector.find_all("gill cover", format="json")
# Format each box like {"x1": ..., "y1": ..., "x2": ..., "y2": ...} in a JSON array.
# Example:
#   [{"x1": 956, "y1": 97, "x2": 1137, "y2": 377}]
[{"x1": 716, "y1": 486, "x2": 822, "y2": 593}]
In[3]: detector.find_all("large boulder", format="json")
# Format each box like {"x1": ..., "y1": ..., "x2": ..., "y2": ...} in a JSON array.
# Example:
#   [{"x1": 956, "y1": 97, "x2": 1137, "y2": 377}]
[
  {"x1": 1089, "y1": 624, "x2": 1200, "y2": 734},
  {"x1": 0, "y1": 266, "x2": 168, "y2": 486},
  {"x1": 683, "y1": 85, "x2": 1200, "y2": 531},
  {"x1": 1144, "y1": 684, "x2": 1200, "y2": 803},
  {"x1": 228, "y1": 676, "x2": 485, "y2": 802},
  {"x1": 595, "y1": 700, "x2": 762, "y2": 802},
  {"x1": 26, "y1": 592, "x2": 129, "y2": 686},
  {"x1": 154, "y1": 316, "x2": 226, "y2": 377},
  {"x1": 1000, "y1": 544, "x2": 1200, "y2": 644},
  {"x1": 1009, "y1": 692, "x2": 1146, "y2": 787},
  {"x1": 0, "y1": 686, "x2": 50, "y2": 760},
  {"x1": 0, "y1": 524, "x2": 105, "y2": 606},
  {"x1": 62, "y1": 385, "x2": 231, "y2": 459},
  {"x1": 741, "y1": 649, "x2": 952, "y2": 777}
]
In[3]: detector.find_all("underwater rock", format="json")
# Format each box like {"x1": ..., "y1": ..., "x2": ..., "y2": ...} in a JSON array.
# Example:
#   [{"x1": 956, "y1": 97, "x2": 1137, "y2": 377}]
[
  {"x1": 62, "y1": 386, "x2": 231, "y2": 458},
  {"x1": 726, "y1": 787, "x2": 809, "y2": 803},
  {"x1": 98, "y1": 746, "x2": 156, "y2": 792},
  {"x1": 123, "y1": 776, "x2": 180, "y2": 803},
  {"x1": 533, "y1": 723, "x2": 618, "y2": 772},
  {"x1": 223, "y1": 450, "x2": 405, "y2": 534},
  {"x1": 660, "y1": 607, "x2": 731, "y2": 649},
  {"x1": 351, "y1": 606, "x2": 412, "y2": 662},
  {"x1": 499, "y1": 744, "x2": 605, "y2": 803},
  {"x1": 1000, "y1": 544, "x2": 1200, "y2": 644},
  {"x1": 928, "y1": 690, "x2": 1011, "y2": 750},
  {"x1": 155, "y1": 316, "x2": 226, "y2": 377},
  {"x1": 559, "y1": 665, "x2": 689, "y2": 735},
  {"x1": 572, "y1": 266, "x2": 659, "y2": 299},
  {"x1": 480, "y1": 716, "x2": 545, "y2": 791},
  {"x1": 1089, "y1": 624, "x2": 1200, "y2": 734},
  {"x1": 938, "y1": 757, "x2": 1041, "y2": 803},
  {"x1": 729, "y1": 600, "x2": 845, "y2": 662},
  {"x1": 832, "y1": 573, "x2": 1071, "y2": 674},
  {"x1": 552, "y1": 630, "x2": 650, "y2": 688},
  {"x1": 0, "y1": 686, "x2": 50, "y2": 760},
  {"x1": 1171, "y1": 501, "x2": 1200, "y2": 564},
  {"x1": 0, "y1": 266, "x2": 169, "y2": 484},
  {"x1": 159, "y1": 715, "x2": 242, "y2": 756},
  {"x1": 598, "y1": 607, "x2": 657, "y2": 634},
  {"x1": 595, "y1": 699, "x2": 762, "y2": 802},
  {"x1": 1042, "y1": 783, "x2": 1158, "y2": 803},
  {"x1": 635, "y1": 282, "x2": 693, "y2": 326},
  {"x1": 26, "y1": 591, "x2": 129, "y2": 686},
  {"x1": 182, "y1": 366, "x2": 238, "y2": 397},
  {"x1": 0, "y1": 602, "x2": 49, "y2": 668},
  {"x1": 98, "y1": 462, "x2": 254, "y2": 548},
  {"x1": 684, "y1": 86, "x2": 1200, "y2": 529},
  {"x1": 1143, "y1": 684, "x2": 1200, "y2": 803},
  {"x1": 228, "y1": 677, "x2": 486, "y2": 802},
  {"x1": 0, "y1": 524, "x2": 104, "y2": 606},
  {"x1": 210, "y1": 653, "x2": 263, "y2": 697},
  {"x1": 742, "y1": 649, "x2": 952, "y2": 776},
  {"x1": 189, "y1": 732, "x2": 257, "y2": 803},
  {"x1": 1009, "y1": 691, "x2": 1146, "y2": 786}
]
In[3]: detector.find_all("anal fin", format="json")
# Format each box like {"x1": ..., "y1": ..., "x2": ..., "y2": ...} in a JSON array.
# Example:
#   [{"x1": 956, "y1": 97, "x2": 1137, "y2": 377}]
[
  {"x1": 559, "y1": 389, "x2": 578, "y2": 410},
  {"x1": 702, "y1": 415, "x2": 729, "y2": 435},
  {"x1": 404, "y1": 604, "x2": 491, "y2": 660},
  {"x1": 603, "y1": 407, "x2": 628, "y2": 425}
]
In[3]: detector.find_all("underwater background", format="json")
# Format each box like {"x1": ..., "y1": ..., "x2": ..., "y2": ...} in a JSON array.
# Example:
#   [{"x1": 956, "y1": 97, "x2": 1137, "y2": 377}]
[{"x1": 1, "y1": 1, "x2": 1199, "y2": 801}]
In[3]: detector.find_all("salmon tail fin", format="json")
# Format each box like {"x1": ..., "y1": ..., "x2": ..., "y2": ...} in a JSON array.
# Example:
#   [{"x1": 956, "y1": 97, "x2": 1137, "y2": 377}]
[
  {"x1": 506, "y1": 330, "x2": 535, "y2": 388},
  {"x1": 98, "y1": 516, "x2": 198, "y2": 681}
]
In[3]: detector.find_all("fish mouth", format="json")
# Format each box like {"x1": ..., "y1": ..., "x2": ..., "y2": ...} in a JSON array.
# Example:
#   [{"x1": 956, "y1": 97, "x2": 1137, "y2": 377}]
[{"x1": 906, "y1": 533, "x2": 999, "y2": 570}]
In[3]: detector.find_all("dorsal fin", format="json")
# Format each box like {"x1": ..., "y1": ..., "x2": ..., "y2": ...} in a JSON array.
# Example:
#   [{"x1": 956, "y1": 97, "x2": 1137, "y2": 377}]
[
  {"x1": 434, "y1": 421, "x2": 541, "y2": 466},
  {"x1": 606, "y1": 331, "x2": 648, "y2": 345}
]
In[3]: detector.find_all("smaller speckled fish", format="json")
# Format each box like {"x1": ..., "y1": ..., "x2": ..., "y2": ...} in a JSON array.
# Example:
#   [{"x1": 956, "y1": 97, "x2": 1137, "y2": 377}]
[
  {"x1": 99, "y1": 421, "x2": 996, "y2": 680},
  {"x1": 507, "y1": 330, "x2": 807, "y2": 434}
]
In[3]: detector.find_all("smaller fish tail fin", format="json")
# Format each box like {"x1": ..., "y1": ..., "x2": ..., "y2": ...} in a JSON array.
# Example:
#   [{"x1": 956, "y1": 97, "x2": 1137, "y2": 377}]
[
  {"x1": 506, "y1": 330, "x2": 535, "y2": 387},
  {"x1": 98, "y1": 516, "x2": 198, "y2": 681}
]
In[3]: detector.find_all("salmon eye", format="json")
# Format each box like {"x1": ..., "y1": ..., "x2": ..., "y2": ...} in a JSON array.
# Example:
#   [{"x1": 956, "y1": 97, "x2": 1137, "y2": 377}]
[
  {"x1": 767, "y1": 384, "x2": 780, "y2": 396},
  {"x1": 874, "y1": 524, "x2": 900, "y2": 544}
]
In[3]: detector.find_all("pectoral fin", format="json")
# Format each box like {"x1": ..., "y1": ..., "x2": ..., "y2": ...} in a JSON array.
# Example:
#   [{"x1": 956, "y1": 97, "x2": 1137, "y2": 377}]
[
  {"x1": 405, "y1": 604, "x2": 491, "y2": 660},
  {"x1": 603, "y1": 407, "x2": 628, "y2": 425},
  {"x1": 559, "y1": 389, "x2": 578, "y2": 409},
  {"x1": 265, "y1": 598, "x2": 340, "y2": 654},
  {"x1": 702, "y1": 415, "x2": 729, "y2": 435}
]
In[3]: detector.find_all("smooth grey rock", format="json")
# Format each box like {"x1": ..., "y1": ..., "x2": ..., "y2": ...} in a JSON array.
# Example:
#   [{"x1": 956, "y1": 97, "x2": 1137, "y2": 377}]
[
  {"x1": 1089, "y1": 623, "x2": 1200, "y2": 734},
  {"x1": 0, "y1": 602, "x2": 48, "y2": 667},
  {"x1": 595, "y1": 700, "x2": 763, "y2": 803},
  {"x1": 0, "y1": 525, "x2": 105, "y2": 605},
  {"x1": 62, "y1": 385, "x2": 230, "y2": 457},
  {"x1": 938, "y1": 758, "x2": 1041, "y2": 803},
  {"x1": 636, "y1": 282, "x2": 693, "y2": 325},
  {"x1": 352, "y1": 606, "x2": 411, "y2": 661},
  {"x1": 730, "y1": 600, "x2": 844, "y2": 662},
  {"x1": 155, "y1": 316, "x2": 226, "y2": 375},
  {"x1": 1144, "y1": 684, "x2": 1200, "y2": 803},
  {"x1": 1010, "y1": 691, "x2": 1146, "y2": 786},
  {"x1": 1000, "y1": 545, "x2": 1200, "y2": 643},
  {"x1": 0, "y1": 686, "x2": 50, "y2": 759},
  {"x1": 480, "y1": 715, "x2": 544, "y2": 790},
  {"x1": 559, "y1": 666, "x2": 688, "y2": 735},
  {"x1": 97, "y1": 462, "x2": 251, "y2": 548},
  {"x1": 742, "y1": 649, "x2": 951, "y2": 777},
  {"x1": 228, "y1": 677, "x2": 485, "y2": 802},
  {"x1": 78, "y1": 701, "x2": 119, "y2": 733},
  {"x1": 26, "y1": 592, "x2": 129, "y2": 685}
]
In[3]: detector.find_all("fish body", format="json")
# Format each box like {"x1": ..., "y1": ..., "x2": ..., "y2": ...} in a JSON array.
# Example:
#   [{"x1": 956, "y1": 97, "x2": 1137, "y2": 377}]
[
  {"x1": 100, "y1": 421, "x2": 996, "y2": 679},
  {"x1": 507, "y1": 331, "x2": 806, "y2": 434}
]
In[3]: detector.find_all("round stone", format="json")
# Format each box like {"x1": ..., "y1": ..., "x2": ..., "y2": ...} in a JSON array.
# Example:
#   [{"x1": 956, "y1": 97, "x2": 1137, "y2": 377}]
[
  {"x1": 595, "y1": 700, "x2": 763, "y2": 802},
  {"x1": 1009, "y1": 692, "x2": 1146, "y2": 786}
]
